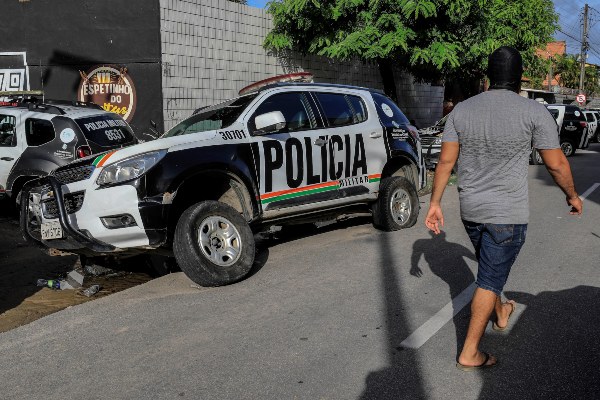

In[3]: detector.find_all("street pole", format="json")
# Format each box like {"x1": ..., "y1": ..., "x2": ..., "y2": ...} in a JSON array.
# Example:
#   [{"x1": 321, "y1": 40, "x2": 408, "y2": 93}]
[
  {"x1": 548, "y1": 59, "x2": 553, "y2": 92},
  {"x1": 579, "y1": 4, "x2": 589, "y2": 94}
]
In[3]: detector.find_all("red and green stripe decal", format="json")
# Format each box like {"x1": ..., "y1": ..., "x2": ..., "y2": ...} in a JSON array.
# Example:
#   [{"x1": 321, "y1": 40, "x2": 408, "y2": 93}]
[
  {"x1": 369, "y1": 173, "x2": 381, "y2": 183},
  {"x1": 92, "y1": 151, "x2": 117, "y2": 168},
  {"x1": 260, "y1": 173, "x2": 381, "y2": 204}
]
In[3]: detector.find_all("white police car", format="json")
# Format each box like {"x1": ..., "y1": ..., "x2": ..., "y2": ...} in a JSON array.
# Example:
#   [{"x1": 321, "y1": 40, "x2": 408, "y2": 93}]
[{"x1": 0, "y1": 97, "x2": 136, "y2": 203}]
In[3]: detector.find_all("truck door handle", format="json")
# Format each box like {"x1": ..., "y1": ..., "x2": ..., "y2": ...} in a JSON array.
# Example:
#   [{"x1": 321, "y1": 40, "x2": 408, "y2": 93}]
[
  {"x1": 369, "y1": 131, "x2": 382, "y2": 139},
  {"x1": 0, "y1": 157, "x2": 14, "y2": 161},
  {"x1": 314, "y1": 137, "x2": 328, "y2": 146}
]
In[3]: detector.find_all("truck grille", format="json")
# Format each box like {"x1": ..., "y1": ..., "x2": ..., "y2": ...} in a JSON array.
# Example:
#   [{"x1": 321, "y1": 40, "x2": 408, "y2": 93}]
[
  {"x1": 42, "y1": 191, "x2": 85, "y2": 219},
  {"x1": 420, "y1": 136, "x2": 440, "y2": 146},
  {"x1": 53, "y1": 165, "x2": 95, "y2": 184}
]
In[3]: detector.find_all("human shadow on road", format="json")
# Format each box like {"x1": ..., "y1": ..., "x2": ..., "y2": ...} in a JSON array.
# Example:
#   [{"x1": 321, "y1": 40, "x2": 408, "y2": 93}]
[
  {"x1": 359, "y1": 232, "x2": 426, "y2": 399},
  {"x1": 477, "y1": 286, "x2": 600, "y2": 399},
  {"x1": 410, "y1": 231, "x2": 476, "y2": 357}
]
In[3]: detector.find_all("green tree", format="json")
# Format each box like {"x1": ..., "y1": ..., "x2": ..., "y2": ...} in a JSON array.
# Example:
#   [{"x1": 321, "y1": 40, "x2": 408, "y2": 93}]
[
  {"x1": 264, "y1": 0, "x2": 558, "y2": 101},
  {"x1": 554, "y1": 54, "x2": 600, "y2": 96}
]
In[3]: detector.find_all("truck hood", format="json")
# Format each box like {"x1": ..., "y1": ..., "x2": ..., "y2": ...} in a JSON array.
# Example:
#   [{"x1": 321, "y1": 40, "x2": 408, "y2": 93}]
[{"x1": 92, "y1": 130, "x2": 218, "y2": 166}]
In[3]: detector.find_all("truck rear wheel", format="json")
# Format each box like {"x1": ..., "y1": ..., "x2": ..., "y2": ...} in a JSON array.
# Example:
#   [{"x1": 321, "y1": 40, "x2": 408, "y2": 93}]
[
  {"x1": 372, "y1": 177, "x2": 419, "y2": 231},
  {"x1": 173, "y1": 200, "x2": 255, "y2": 286},
  {"x1": 560, "y1": 140, "x2": 576, "y2": 157}
]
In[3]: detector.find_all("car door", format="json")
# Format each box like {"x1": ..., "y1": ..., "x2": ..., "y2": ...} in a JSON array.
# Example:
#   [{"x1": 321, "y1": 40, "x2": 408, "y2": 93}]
[
  {"x1": 0, "y1": 111, "x2": 22, "y2": 194},
  {"x1": 589, "y1": 112, "x2": 597, "y2": 137},
  {"x1": 584, "y1": 112, "x2": 596, "y2": 137},
  {"x1": 247, "y1": 90, "x2": 333, "y2": 216},
  {"x1": 310, "y1": 90, "x2": 386, "y2": 200},
  {"x1": 548, "y1": 106, "x2": 564, "y2": 129}
]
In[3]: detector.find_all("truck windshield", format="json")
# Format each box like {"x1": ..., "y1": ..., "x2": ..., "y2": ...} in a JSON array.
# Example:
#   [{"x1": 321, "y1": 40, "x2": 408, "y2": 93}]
[{"x1": 163, "y1": 94, "x2": 257, "y2": 137}]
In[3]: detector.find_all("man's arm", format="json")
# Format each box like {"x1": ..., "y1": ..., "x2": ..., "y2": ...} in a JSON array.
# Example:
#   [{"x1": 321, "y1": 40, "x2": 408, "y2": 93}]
[
  {"x1": 538, "y1": 148, "x2": 583, "y2": 215},
  {"x1": 425, "y1": 141, "x2": 460, "y2": 234}
]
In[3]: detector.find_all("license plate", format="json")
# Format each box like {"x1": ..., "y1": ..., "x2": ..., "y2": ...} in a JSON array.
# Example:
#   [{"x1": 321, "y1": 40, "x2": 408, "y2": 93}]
[{"x1": 41, "y1": 221, "x2": 64, "y2": 240}]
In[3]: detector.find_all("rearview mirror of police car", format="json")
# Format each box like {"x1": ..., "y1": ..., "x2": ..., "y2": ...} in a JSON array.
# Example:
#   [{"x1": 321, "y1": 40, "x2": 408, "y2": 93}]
[{"x1": 254, "y1": 111, "x2": 286, "y2": 134}]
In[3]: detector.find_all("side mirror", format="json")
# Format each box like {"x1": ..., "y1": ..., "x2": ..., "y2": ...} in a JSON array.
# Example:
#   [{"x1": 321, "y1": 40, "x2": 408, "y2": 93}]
[{"x1": 255, "y1": 111, "x2": 286, "y2": 134}]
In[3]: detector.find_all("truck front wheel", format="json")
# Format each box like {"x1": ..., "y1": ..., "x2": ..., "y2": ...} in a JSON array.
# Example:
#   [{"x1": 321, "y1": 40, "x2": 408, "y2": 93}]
[
  {"x1": 372, "y1": 177, "x2": 419, "y2": 231},
  {"x1": 173, "y1": 201, "x2": 255, "y2": 286}
]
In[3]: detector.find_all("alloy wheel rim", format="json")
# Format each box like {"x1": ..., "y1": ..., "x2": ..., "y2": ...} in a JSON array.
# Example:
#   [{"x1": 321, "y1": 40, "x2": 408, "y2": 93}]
[
  {"x1": 561, "y1": 142, "x2": 573, "y2": 156},
  {"x1": 198, "y1": 216, "x2": 242, "y2": 267},
  {"x1": 389, "y1": 188, "x2": 411, "y2": 225}
]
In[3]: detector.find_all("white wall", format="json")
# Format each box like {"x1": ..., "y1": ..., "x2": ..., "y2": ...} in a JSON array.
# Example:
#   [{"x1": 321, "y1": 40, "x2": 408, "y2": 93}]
[{"x1": 159, "y1": 0, "x2": 444, "y2": 130}]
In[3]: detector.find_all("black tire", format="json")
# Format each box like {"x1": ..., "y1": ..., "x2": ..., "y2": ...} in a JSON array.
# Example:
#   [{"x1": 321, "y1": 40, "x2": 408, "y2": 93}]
[
  {"x1": 372, "y1": 177, "x2": 419, "y2": 231},
  {"x1": 173, "y1": 200, "x2": 255, "y2": 287},
  {"x1": 594, "y1": 131, "x2": 600, "y2": 143},
  {"x1": 560, "y1": 140, "x2": 576, "y2": 157},
  {"x1": 531, "y1": 149, "x2": 544, "y2": 165}
]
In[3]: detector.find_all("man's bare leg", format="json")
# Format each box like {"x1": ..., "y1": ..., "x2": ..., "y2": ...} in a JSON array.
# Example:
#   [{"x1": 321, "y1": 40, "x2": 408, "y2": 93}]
[
  {"x1": 494, "y1": 297, "x2": 516, "y2": 329},
  {"x1": 458, "y1": 287, "x2": 498, "y2": 366}
]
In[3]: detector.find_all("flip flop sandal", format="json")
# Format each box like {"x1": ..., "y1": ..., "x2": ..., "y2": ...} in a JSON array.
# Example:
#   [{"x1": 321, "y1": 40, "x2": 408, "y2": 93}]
[
  {"x1": 493, "y1": 301, "x2": 516, "y2": 332},
  {"x1": 456, "y1": 352, "x2": 497, "y2": 372}
]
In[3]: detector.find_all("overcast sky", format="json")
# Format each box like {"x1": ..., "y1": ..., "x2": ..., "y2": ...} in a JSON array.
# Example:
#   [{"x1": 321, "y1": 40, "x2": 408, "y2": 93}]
[{"x1": 247, "y1": 0, "x2": 600, "y2": 63}]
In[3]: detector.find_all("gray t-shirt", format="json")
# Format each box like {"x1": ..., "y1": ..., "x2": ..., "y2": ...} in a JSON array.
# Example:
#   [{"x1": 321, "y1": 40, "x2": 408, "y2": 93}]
[{"x1": 442, "y1": 89, "x2": 560, "y2": 224}]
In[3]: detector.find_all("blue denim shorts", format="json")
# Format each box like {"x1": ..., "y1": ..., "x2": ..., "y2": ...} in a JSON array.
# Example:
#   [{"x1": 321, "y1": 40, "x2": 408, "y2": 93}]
[{"x1": 462, "y1": 220, "x2": 527, "y2": 296}]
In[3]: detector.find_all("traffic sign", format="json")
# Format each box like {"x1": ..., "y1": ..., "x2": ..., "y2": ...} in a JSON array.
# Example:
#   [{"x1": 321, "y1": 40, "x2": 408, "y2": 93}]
[{"x1": 576, "y1": 93, "x2": 586, "y2": 105}]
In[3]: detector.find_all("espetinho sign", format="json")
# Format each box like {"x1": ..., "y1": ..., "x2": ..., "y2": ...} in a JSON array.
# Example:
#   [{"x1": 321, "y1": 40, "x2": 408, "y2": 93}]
[{"x1": 78, "y1": 65, "x2": 137, "y2": 122}]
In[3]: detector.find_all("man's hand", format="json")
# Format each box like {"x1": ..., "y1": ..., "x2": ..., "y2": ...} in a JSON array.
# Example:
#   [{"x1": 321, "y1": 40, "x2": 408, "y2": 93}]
[
  {"x1": 425, "y1": 203, "x2": 444, "y2": 234},
  {"x1": 567, "y1": 195, "x2": 583, "y2": 215},
  {"x1": 539, "y1": 148, "x2": 582, "y2": 216}
]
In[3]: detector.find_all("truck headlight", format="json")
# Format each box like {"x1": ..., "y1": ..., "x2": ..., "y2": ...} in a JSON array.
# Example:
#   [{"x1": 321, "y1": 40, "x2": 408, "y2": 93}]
[
  {"x1": 96, "y1": 150, "x2": 166, "y2": 186},
  {"x1": 434, "y1": 136, "x2": 442, "y2": 145}
]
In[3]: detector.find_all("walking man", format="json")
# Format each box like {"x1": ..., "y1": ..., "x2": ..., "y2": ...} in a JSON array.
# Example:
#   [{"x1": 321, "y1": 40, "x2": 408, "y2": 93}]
[{"x1": 424, "y1": 46, "x2": 583, "y2": 370}]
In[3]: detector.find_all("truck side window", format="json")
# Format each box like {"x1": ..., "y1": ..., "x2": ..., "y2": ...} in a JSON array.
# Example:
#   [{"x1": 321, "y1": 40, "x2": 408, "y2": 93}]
[
  {"x1": 252, "y1": 92, "x2": 318, "y2": 133},
  {"x1": 314, "y1": 93, "x2": 365, "y2": 127},
  {"x1": 26, "y1": 118, "x2": 55, "y2": 146},
  {"x1": 0, "y1": 115, "x2": 17, "y2": 147}
]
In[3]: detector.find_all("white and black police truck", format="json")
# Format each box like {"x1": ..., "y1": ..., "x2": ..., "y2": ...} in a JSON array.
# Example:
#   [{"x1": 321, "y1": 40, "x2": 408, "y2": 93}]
[{"x1": 21, "y1": 83, "x2": 425, "y2": 286}]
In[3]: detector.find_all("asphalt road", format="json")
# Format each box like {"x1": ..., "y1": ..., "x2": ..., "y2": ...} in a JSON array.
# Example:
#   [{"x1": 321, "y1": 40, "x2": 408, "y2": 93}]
[{"x1": 1, "y1": 145, "x2": 599, "y2": 400}]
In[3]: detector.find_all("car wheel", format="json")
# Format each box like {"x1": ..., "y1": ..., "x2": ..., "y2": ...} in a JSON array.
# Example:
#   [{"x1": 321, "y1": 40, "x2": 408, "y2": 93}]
[
  {"x1": 560, "y1": 140, "x2": 576, "y2": 157},
  {"x1": 173, "y1": 200, "x2": 255, "y2": 286},
  {"x1": 595, "y1": 131, "x2": 600, "y2": 143},
  {"x1": 531, "y1": 149, "x2": 544, "y2": 165},
  {"x1": 372, "y1": 177, "x2": 419, "y2": 231}
]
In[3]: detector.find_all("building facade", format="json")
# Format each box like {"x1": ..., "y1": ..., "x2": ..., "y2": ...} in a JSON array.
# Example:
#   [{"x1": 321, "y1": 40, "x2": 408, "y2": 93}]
[{"x1": 1, "y1": 0, "x2": 443, "y2": 140}]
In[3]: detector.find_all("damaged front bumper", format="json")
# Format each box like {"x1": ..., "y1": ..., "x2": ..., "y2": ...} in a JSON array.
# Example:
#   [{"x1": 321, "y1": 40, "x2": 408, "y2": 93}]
[{"x1": 20, "y1": 176, "x2": 168, "y2": 256}]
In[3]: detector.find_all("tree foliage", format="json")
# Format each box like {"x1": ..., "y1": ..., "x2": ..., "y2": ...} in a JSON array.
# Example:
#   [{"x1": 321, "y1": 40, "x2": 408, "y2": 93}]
[
  {"x1": 554, "y1": 54, "x2": 600, "y2": 96},
  {"x1": 264, "y1": 0, "x2": 558, "y2": 90}
]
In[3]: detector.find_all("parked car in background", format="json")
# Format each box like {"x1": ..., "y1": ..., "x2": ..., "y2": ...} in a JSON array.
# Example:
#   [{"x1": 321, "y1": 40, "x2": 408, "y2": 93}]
[
  {"x1": 418, "y1": 114, "x2": 447, "y2": 169},
  {"x1": 583, "y1": 110, "x2": 597, "y2": 143},
  {"x1": 587, "y1": 109, "x2": 600, "y2": 142},
  {"x1": 0, "y1": 98, "x2": 137, "y2": 204},
  {"x1": 546, "y1": 104, "x2": 589, "y2": 157}
]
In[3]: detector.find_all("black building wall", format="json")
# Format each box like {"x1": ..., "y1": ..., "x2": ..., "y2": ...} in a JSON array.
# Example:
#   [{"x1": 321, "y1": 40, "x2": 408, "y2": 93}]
[{"x1": 0, "y1": 0, "x2": 163, "y2": 140}]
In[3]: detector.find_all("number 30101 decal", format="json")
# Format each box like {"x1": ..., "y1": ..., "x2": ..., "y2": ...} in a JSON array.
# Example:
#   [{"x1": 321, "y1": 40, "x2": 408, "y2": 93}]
[{"x1": 219, "y1": 130, "x2": 247, "y2": 140}]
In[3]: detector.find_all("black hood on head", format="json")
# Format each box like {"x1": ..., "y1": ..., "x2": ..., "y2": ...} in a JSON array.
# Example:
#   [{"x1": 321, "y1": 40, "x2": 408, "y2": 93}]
[{"x1": 487, "y1": 46, "x2": 523, "y2": 92}]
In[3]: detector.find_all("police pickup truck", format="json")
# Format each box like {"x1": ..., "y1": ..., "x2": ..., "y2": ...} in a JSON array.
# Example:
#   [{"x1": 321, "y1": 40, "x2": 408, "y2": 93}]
[{"x1": 21, "y1": 83, "x2": 425, "y2": 286}]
